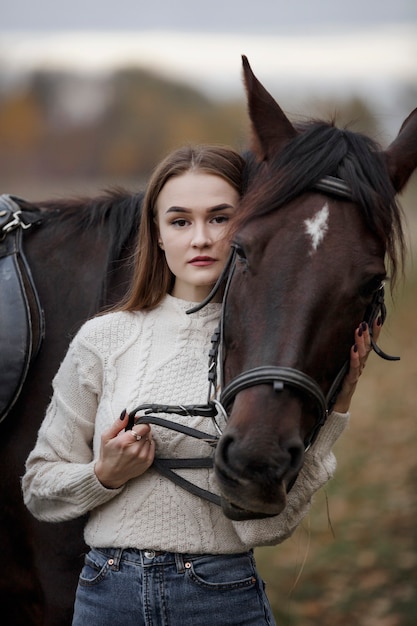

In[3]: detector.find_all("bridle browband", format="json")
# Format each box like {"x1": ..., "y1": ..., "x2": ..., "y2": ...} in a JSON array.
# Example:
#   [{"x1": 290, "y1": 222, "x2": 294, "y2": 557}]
[{"x1": 126, "y1": 175, "x2": 399, "y2": 505}]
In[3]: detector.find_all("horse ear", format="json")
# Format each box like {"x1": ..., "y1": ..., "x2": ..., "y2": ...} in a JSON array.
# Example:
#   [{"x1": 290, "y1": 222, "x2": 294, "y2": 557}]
[
  {"x1": 384, "y1": 108, "x2": 417, "y2": 193},
  {"x1": 242, "y1": 55, "x2": 296, "y2": 161}
]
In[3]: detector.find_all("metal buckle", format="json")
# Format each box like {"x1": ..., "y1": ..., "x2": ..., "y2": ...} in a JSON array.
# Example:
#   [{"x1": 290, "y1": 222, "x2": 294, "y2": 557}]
[{"x1": 2, "y1": 210, "x2": 32, "y2": 235}]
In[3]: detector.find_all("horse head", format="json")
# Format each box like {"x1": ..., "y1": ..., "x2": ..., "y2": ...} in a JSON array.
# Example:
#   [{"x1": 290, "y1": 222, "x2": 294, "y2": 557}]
[{"x1": 214, "y1": 56, "x2": 417, "y2": 521}]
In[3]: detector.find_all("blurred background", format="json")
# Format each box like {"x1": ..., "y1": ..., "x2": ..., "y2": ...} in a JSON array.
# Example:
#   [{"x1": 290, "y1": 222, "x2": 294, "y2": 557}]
[{"x1": 1, "y1": 1, "x2": 416, "y2": 623}]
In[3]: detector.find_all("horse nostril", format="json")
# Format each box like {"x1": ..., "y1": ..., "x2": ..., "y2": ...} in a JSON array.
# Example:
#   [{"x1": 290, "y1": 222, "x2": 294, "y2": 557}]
[
  {"x1": 215, "y1": 433, "x2": 245, "y2": 483},
  {"x1": 286, "y1": 441, "x2": 304, "y2": 473},
  {"x1": 217, "y1": 433, "x2": 234, "y2": 466}
]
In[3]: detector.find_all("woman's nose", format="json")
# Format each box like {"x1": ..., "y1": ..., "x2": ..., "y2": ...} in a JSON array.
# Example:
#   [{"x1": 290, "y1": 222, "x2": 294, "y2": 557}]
[{"x1": 191, "y1": 224, "x2": 212, "y2": 247}]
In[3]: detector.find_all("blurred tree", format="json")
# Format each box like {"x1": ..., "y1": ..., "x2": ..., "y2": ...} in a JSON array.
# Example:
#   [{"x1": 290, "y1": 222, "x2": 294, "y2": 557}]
[
  {"x1": 0, "y1": 65, "x2": 394, "y2": 192},
  {"x1": 0, "y1": 89, "x2": 45, "y2": 176},
  {"x1": 0, "y1": 67, "x2": 248, "y2": 185},
  {"x1": 95, "y1": 67, "x2": 247, "y2": 177}
]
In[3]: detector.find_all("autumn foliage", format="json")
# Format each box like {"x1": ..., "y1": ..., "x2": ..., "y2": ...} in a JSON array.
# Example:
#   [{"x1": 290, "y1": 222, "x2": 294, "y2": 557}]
[{"x1": 0, "y1": 67, "x2": 248, "y2": 186}]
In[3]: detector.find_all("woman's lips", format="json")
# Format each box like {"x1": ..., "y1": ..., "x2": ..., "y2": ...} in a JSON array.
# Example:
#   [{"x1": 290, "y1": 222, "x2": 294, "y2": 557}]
[{"x1": 189, "y1": 256, "x2": 216, "y2": 266}]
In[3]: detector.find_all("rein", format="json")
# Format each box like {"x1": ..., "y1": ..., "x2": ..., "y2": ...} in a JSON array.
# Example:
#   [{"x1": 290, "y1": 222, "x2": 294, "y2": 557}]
[{"x1": 126, "y1": 175, "x2": 399, "y2": 505}]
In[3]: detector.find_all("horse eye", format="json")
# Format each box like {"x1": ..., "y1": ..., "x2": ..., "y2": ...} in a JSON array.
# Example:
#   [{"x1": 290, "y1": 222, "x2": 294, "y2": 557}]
[
  {"x1": 360, "y1": 276, "x2": 386, "y2": 299},
  {"x1": 233, "y1": 243, "x2": 247, "y2": 261},
  {"x1": 232, "y1": 242, "x2": 251, "y2": 271}
]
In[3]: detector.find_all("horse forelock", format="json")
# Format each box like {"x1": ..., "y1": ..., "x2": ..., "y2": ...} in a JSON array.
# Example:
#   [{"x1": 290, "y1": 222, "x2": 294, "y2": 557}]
[{"x1": 236, "y1": 121, "x2": 405, "y2": 286}]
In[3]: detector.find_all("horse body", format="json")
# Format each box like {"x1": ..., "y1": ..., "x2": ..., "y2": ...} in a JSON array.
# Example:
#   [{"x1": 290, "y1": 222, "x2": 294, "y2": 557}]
[{"x1": 0, "y1": 193, "x2": 141, "y2": 624}]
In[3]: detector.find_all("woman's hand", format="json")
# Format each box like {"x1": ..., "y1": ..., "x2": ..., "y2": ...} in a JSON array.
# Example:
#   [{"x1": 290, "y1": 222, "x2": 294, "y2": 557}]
[
  {"x1": 94, "y1": 411, "x2": 155, "y2": 489},
  {"x1": 333, "y1": 318, "x2": 382, "y2": 413}
]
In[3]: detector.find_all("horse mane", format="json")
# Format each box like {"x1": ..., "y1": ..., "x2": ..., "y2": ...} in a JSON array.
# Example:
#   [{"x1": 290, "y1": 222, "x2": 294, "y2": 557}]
[
  {"x1": 238, "y1": 121, "x2": 405, "y2": 285},
  {"x1": 18, "y1": 188, "x2": 143, "y2": 260}
]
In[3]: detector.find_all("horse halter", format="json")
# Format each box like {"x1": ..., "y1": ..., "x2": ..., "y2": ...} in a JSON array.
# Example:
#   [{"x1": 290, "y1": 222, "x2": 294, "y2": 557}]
[{"x1": 206, "y1": 254, "x2": 397, "y2": 451}]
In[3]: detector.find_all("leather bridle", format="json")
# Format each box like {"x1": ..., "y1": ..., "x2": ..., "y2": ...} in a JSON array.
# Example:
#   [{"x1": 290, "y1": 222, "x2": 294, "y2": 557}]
[{"x1": 127, "y1": 175, "x2": 399, "y2": 504}]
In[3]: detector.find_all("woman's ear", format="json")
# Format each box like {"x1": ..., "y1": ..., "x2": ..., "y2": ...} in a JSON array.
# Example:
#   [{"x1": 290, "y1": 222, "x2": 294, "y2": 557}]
[
  {"x1": 154, "y1": 214, "x2": 164, "y2": 249},
  {"x1": 155, "y1": 223, "x2": 164, "y2": 249}
]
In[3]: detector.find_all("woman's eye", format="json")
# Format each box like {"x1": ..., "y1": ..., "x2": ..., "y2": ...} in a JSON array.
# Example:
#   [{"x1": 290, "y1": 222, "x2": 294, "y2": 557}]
[
  {"x1": 211, "y1": 215, "x2": 230, "y2": 225},
  {"x1": 172, "y1": 219, "x2": 189, "y2": 228}
]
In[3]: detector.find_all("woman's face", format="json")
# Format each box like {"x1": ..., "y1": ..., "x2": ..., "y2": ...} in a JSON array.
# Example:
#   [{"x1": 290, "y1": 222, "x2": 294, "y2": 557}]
[{"x1": 155, "y1": 170, "x2": 239, "y2": 302}]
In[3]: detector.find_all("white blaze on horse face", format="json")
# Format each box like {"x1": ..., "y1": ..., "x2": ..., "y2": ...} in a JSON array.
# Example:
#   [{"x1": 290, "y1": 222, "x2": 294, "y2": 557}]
[{"x1": 304, "y1": 203, "x2": 329, "y2": 254}]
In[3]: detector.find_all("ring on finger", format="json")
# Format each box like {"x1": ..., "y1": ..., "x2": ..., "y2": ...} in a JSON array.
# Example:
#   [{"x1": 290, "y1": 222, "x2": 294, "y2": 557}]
[{"x1": 130, "y1": 430, "x2": 142, "y2": 442}]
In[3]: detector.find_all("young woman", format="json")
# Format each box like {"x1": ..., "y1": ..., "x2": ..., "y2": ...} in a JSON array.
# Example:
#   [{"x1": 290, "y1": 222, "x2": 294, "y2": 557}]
[{"x1": 22, "y1": 144, "x2": 377, "y2": 625}]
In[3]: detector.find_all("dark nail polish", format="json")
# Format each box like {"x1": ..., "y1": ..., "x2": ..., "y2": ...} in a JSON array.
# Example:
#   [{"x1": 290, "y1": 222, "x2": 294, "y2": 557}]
[
  {"x1": 353, "y1": 344, "x2": 358, "y2": 353},
  {"x1": 377, "y1": 316, "x2": 382, "y2": 326},
  {"x1": 358, "y1": 326, "x2": 363, "y2": 337},
  {"x1": 361, "y1": 322, "x2": 368, "y2": 332},
  {"x1": 120, "y1": 409, "x2": 127, "y2": 420}
]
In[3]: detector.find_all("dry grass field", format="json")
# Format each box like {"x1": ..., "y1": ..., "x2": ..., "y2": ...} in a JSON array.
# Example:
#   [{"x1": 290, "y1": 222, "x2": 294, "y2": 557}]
[{"x1": 256, "y1": 177, "x2": 417, "y2": 625}]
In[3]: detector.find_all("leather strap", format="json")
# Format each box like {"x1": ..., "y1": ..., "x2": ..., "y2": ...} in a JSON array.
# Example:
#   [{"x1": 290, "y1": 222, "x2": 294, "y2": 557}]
[
  {"x1": 129, "y1": 414, "x2": 219, "y2": 447},
  {"x1": 0, "y1": 197, "x2": 44, "y2": 422},
  {"x1": 153, "y1": 457, "x2": 221, "y2": 506},
  {"x1": 127, "y1": 409, "x2": 222, "y2": 506}
]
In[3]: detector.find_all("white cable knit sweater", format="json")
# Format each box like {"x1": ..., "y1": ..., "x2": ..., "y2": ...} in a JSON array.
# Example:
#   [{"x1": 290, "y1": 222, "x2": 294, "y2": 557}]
[{"x1": 22, "y1": 294, "x2": 349, "y2": 554}]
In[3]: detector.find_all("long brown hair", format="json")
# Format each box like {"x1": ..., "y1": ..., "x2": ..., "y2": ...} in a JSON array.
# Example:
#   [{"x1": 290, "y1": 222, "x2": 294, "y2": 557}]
[{"x1": 118, "y1": 144, "x2": 245, "y2": 311}]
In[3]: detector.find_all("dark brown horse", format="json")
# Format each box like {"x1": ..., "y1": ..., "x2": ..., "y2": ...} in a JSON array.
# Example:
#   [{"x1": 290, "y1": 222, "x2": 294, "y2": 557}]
[
  {"x1": 214, "y1": 57, "x2": 417, "y2": 520},
  {"x1": 0, "y1": 191, "x2": 142, "y2": 625},
  {"x1": 1, "y1": 56, "x2": 416, "y2": 624}
]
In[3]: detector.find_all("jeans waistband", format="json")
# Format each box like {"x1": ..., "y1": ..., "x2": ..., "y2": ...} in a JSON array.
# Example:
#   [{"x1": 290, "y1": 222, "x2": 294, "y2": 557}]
[
  {"x1": 94, "y1": 547, "x2": 203, "y2": 572},
  {"x1": 93, "y1": 547, "x2": 253, "y2": 573}
]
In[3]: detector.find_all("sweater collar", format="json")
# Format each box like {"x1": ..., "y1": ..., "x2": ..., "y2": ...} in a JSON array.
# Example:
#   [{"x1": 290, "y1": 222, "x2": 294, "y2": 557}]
[{"x1": 163, "y1": 293, "x2": 221, "y2": 319}]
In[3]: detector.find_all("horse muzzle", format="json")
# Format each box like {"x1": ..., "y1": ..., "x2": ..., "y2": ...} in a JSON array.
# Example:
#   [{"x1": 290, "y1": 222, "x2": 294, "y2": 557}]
[{"x1": 214, "y1": 425, "x2": 304, "y2": 521}]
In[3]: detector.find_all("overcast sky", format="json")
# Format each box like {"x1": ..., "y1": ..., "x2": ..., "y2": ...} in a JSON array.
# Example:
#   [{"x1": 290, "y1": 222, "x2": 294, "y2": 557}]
[
  {"x1": 1, "y1": 0, "x2": 416, "y2": 139},
  {"x1": 2, "y1": 0, "x2": 416, "y2": 33}
]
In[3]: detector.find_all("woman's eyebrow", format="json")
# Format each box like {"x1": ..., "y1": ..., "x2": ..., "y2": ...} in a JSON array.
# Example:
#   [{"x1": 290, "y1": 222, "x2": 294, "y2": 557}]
[
  {"x1": 166, "y1": 206, "x2": 191, "y2": 214},
  {"x1": 166, "y1": 204, "x2": 234, "y2": 214}
]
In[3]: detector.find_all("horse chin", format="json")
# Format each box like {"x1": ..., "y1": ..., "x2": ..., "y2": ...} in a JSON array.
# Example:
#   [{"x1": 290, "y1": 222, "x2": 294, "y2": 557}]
[
  {"x1": 220, "y1": 497, "x2": 282, "y2": 521},
  {"x1": 215, "y1": 460, "x2": 292, "y2": 520}
]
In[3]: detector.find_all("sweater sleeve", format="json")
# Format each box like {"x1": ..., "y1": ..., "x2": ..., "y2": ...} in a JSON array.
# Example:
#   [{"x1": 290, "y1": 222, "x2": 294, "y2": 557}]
[
  {"x1": 21, "y1": 331, "x2": 124, "y2": 522},
  {"x1": 232, "y1": 410, "x2": 349, "y2": 547}
]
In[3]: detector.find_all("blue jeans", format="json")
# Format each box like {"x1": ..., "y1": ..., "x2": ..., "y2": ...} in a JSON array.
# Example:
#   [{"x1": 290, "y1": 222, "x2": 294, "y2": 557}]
[{"x1": 72, "y1": 547, "x2": 276, "y2": 625}]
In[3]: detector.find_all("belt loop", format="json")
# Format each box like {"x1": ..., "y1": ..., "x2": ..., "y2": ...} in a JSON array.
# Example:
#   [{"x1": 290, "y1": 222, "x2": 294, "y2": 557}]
[
  {"x1": 108, "y1": 547, "x2": 123, "y2": 570},
  {"x1": 175, "y1": 553, "x2": 185, "y2": 573}
]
